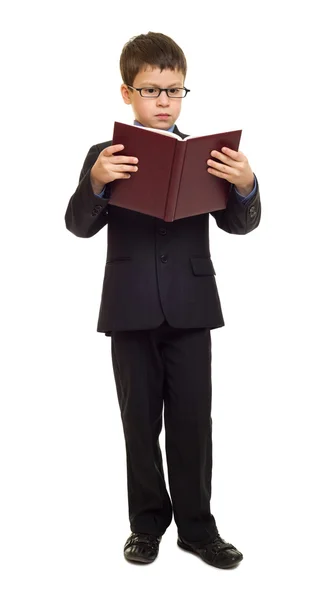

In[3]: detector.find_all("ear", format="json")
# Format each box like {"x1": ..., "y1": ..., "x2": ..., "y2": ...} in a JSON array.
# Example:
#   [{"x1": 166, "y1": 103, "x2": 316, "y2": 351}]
[{"x1": 121, "y1": 84, "x2": 131, "y2": 105}]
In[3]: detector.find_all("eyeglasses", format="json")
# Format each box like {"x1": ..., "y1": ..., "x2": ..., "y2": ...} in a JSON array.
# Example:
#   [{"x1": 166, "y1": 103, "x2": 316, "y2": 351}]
[{"x1": 125, "y1": 84, "x2": 191, "y2": 98}]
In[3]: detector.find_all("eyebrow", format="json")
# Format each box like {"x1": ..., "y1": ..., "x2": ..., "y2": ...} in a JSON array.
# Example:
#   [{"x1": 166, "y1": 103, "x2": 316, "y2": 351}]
[{"x1": 139, "y1": 82, "x2": 183, "y2": 87}]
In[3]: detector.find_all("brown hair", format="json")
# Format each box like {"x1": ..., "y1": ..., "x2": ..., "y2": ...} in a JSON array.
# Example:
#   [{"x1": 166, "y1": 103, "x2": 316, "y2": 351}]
[{"x1": 119, "y1": 32, "x2": 187, "y2": 87}]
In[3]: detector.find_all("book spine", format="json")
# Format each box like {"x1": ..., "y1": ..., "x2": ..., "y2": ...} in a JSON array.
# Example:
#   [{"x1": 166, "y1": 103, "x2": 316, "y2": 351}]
[{"x1": 164, "y1": 141, "x2": 187, "y2": 221}]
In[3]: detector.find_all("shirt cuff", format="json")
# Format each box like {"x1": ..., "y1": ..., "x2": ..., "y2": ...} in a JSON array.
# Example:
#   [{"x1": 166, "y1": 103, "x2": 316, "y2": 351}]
[
  {"x1": 94, "y1": 185, "x2": 106, "y2": 198},
  {"x1": 234, "y1": 174, "x2": 257, "y2": 203}
]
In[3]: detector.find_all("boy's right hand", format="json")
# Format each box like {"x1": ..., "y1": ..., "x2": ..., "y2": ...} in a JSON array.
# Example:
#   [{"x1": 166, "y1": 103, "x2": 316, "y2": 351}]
[{"x1": 90, "y1": 144, "x2": 139, "y2": 194}]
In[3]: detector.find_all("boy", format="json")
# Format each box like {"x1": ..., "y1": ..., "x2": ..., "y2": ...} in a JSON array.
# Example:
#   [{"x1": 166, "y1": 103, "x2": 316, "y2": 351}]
[{"x1": 64, "y1": 32, "x2": 261, "y2": 568}]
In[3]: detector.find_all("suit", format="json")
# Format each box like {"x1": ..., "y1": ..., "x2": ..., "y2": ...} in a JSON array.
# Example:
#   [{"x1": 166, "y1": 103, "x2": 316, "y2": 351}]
[
  {"x1": 64, "y1": 124, "x2": 261, "y2": 336},
  {"x1": 64, "y1": 124, "x2": 261, "y2": 542}
]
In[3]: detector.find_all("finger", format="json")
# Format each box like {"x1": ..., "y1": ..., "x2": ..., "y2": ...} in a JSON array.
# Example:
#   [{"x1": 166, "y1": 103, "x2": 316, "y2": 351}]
[
  {"x1": 101, "y1": 144, "x2": 124, "y2": 156},
  {"x1": 210, "y1": 150, "x2": 235, "y2": 166},
  {"x1": 207, "y1": 158, "x2": 231, "y2": 173},
  {"x1": 207, "y1": 162, "x2": 238, "y2": 178},
  {"x1": 112, "y1": 171, "x2": 132, "y2": 179},
  {"x1": 111, "y1": 155, "x2": 139, "y2": 164},
  {"x1": 207, "y1": 167, "x2": 230, "y2": 180},
  {"x1": 221, "y1": 147, "x2": 245, "y2": 161},
  {"x1": 112, "y1": 163, "x2": 139, "y2": 173}
]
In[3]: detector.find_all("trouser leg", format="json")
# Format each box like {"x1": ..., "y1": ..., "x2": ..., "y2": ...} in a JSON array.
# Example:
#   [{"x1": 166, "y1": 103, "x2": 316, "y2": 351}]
[
  {"x1": 162, "y1": 325, "x2": 218, "y2": 544},
  {"x1": 111, "y1": 326, "x2": 172, "y2": 536}
]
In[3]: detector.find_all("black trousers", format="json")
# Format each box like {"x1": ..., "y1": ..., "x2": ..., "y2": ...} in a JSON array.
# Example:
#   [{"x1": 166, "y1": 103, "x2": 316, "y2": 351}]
[{"x1": 110, "y1": 319, "x2": 218, "y2": 545}]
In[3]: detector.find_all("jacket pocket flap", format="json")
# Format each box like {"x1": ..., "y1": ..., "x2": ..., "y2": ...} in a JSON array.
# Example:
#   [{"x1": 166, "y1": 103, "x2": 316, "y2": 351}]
[
  {"x1": 190, "y1": 256, "x2": 215, "y2": 276},
  {"x1": 106, "y1": 256, "x2": 132, "y2": 264}
]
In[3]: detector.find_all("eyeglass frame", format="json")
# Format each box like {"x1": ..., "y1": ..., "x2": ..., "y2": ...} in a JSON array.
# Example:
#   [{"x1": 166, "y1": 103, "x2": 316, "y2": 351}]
[{"x1": 124, "y1": 84, "x2": 191, "y2": 98}]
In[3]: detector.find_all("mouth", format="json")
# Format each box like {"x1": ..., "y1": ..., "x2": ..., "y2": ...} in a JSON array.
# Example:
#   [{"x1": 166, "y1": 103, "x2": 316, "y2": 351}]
[{"x1": 156, "y1": 114, "x2": 170, "y2": 117}]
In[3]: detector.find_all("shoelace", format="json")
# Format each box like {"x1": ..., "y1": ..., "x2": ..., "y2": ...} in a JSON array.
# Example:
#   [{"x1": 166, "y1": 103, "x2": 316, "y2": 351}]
[{"x1": 204, "y1": 533, "x2": 235, "y2": 552}]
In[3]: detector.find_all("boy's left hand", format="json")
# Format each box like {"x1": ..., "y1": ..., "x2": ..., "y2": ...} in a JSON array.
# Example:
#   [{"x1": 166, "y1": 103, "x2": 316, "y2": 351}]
[{"x1": 207, "y1": 147, "x2": 255, "y2": 196}]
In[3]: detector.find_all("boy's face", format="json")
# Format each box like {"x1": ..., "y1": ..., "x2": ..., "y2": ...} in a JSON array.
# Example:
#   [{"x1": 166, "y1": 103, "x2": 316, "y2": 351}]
[{"x1": 121, "y1": 66, "x2": 184, "y2": 130}]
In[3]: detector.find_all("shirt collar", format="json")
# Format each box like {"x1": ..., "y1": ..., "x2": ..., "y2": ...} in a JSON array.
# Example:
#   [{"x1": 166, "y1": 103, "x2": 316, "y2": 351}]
[{"x1": 134, "y1": 119, "x2": 175, "y2": 133}]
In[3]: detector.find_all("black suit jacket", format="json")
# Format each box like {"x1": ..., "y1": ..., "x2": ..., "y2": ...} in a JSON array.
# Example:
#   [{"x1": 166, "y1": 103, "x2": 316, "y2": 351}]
[{"x1": 65, "y1": 124, "x2": 261, "y2": 336}]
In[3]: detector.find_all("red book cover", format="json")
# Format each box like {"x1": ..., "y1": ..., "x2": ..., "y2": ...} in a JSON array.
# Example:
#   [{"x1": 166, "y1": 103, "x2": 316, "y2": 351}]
[{"x1": 108, "y1": 121, "x2": 242, "y2": 221}]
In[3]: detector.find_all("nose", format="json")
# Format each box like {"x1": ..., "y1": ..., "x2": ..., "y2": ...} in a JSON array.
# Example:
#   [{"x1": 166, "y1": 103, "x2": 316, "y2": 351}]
[{"x1": 157, "y1": 89, "x2": 170, "y2": 105}]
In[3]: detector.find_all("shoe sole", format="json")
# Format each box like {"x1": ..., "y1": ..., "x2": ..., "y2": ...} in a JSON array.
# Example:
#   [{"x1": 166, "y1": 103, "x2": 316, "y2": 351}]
[
  {"x1": 177, "y1": 539, "x2": 242, "y2": 569},
  {"x1": 124, "y1": 554, "x2": 158, "y2": 564}
]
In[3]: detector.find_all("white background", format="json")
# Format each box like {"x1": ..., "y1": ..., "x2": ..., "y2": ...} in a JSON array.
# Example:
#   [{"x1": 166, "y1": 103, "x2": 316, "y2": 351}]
[{"x1": 1, "y1": 0, "x2": 319, "y2": 598}]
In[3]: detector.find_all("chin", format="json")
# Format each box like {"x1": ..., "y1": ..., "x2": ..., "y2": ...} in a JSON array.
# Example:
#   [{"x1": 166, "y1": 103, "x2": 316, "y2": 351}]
[{"x1": 154, "y1": 120, "x2": 173, "y2": 128}]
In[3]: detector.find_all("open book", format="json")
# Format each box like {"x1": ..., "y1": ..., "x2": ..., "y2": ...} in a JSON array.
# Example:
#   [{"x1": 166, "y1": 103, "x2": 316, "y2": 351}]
[{"x1": 108, "y1": 121, "x2": 242, "y2": 221}]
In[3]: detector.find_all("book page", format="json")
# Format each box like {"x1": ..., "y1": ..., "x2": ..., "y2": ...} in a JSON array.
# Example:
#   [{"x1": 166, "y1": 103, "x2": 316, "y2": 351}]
[
  {"x1": 138, "y1": 125, "x2": 182, "y2": 140},
  {"x1": 131, "y1": 123, "x2": 241, "y2": 143},
  {"x1": 135, "y1": 125, "x2": 227, "y2": 142}
]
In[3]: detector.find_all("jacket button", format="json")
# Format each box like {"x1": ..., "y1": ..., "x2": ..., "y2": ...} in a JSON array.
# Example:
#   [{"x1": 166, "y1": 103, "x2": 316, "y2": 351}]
[
  {"x1": 159, "y1": 228, "x2": 167, "y2": 235},
  {"x1": 160, "y1": 254, "x2": 168, "y2": 263},
  {"x1": 249, "y1": 206, "x2": 256, "y2": 218}
]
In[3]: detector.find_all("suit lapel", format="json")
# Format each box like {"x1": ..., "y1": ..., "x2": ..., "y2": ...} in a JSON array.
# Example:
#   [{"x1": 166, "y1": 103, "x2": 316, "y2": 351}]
[{"x1": 173, "y1": 124, "x2": 189, "y2": 139}]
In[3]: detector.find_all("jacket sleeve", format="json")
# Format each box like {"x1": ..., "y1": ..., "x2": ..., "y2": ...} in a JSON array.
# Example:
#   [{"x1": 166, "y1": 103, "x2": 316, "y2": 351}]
[
  {"x1": 64, "y1": 144, "x2": 112, "y2": 238},
  {"x1": 210, "y1": 174, "x2": 261, "y2": 234}
]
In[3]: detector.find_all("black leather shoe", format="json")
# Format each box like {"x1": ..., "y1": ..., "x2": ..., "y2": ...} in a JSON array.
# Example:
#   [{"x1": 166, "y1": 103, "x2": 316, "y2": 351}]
[
  {"x1": 124, "y1": 532, "x2": 162, "y2": 564},
  {"x1": 177, "y1": 532, "x2": 243, "y2": 568}
]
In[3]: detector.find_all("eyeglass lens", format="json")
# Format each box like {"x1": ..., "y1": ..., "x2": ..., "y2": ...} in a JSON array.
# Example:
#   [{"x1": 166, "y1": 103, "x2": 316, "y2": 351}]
[{"x1": 140, "y1": 88, "x2": 186, "y2": 98}]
